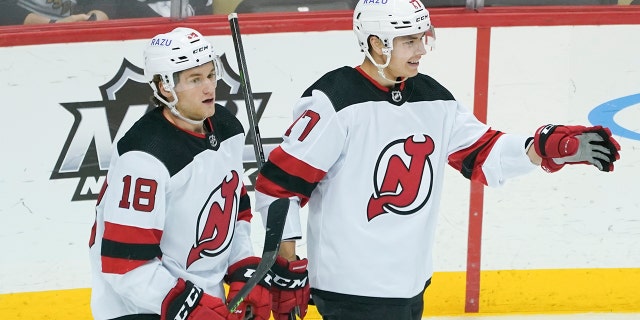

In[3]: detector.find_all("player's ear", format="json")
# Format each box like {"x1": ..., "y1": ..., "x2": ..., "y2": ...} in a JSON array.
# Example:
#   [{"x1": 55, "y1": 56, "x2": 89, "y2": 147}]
[
  {"x1": 158, "y1": 81, "x2": 174, "y2": 99},
  {"x1": 369, "y1": 36, "x2": 384, "y2": 55}
]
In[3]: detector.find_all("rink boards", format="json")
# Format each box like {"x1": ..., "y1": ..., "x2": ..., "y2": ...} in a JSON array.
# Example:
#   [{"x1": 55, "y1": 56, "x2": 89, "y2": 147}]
[{"x1": 1, "y1": 7, "x2": 639, "y2": 319}]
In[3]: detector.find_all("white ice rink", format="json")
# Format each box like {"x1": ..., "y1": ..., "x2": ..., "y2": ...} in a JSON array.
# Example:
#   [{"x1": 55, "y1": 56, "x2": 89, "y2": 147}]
[{"x1": 423, "y1": 314, "x2": 640, "y2": 320}]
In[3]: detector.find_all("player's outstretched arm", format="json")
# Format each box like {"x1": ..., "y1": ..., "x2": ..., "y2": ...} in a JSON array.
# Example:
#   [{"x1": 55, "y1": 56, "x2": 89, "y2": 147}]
[{"x1": 530, "y1": 124, "x2": 621, "y2": 172}]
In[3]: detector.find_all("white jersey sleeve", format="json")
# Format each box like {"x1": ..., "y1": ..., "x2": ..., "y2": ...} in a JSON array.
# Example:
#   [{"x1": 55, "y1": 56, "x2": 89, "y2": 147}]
[
  {"x1": 482, "y1": 134, "x2": 538, "y2": 186},
  {"x1": 444, "y1": 102, "x2": 537, "y2": 187},
  {"x1": 255, "y1": 87, "x2": 347, "y2": 239}
]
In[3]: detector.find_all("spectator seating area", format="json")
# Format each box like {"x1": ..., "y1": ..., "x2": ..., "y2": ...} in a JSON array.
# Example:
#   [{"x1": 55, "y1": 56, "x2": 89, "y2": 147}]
[
  {"x1": 232, "y1": 0, "x2": 626, "y2": 12},
  {"x1": 0, "y1": 0, "x2": 637, "y2": 26},
  {"x1": 235, "y1": 0, "x2": 357, "y2": 13}
]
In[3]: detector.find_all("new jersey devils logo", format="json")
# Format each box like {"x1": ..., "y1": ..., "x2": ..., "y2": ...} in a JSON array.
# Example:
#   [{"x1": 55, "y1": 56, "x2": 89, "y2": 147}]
[
  {"x1": 367, "y1": 135, "x2": 435, "y2": 221},
  {"x1": 187, "y1": 171, "x2": 240, "y2": 268}
]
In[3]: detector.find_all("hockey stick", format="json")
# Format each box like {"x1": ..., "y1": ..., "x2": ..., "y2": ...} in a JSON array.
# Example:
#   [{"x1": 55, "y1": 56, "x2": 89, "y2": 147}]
[
  {"x1": 228, "y1": 12, "x2": 266, "y2": 171},
  {"x1": 226, "y1": 13, "x2": 294, "y2": 319},
  {"x1": 227, "y1": 197, "x2": 289, "y2": 313}
]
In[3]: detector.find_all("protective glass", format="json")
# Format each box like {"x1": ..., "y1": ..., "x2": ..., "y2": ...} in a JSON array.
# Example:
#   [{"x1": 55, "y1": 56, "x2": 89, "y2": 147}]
[
  {"x1": 173, "y1": 72, "x2": 218, "y2": 92},
  {"x1": 395, "y1": 25, "x2": 436, "y2": 53},
  {"x1": 425, "y1": 25, "x2": 436, "y2": 51},
  {"x1": 172, "y1": 59, "x2": 221, "y2": 93}
]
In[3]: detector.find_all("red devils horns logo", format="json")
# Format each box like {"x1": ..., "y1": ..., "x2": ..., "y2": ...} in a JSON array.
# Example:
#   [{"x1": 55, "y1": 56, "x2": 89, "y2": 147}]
[
  {"x1": 187, "y1": 171, "x2": 240, "y2": 268},
  {"x1": 367, "y1": 135, "x2": 435, "y2": 221},
  {"x1": 409, "y1": 0, "x2": 423, "y2": 9}
]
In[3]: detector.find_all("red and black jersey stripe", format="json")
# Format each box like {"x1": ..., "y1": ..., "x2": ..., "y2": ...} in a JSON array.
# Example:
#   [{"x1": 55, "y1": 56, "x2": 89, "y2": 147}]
[
  {"x1": 101, "y1": 222, "x2": 163, "y2": 274},
  {"x1": 255, "y1": 146, "x2": 325, "y2": 207},
  {"x1": 448, "y1": 129, "x2": 504, "y2": 185}
]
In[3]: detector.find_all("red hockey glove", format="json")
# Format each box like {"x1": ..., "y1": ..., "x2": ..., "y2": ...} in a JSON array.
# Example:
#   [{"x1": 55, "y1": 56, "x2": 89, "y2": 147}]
[
  {"x1": 226, "y1": 257, "x2": 272, "y2": 320},
  {"x1": 161, "y1": 278, "x2": 229, "y2": 320},
  {"x1": 270, "y1": 256, "x2": 310, "y2": 320},
  {"x1": 533, "y1": 124, "x2": 620, "y2": 173}
]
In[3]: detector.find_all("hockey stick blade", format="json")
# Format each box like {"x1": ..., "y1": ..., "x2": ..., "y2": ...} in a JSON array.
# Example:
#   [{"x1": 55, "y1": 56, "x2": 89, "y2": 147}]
[{"x1": 227, "y1": 197, "x2": 290, "y2": 312}]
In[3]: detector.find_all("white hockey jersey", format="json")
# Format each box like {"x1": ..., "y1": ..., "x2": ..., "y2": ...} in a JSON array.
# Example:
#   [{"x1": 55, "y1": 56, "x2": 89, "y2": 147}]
[
  {"x1": 255, "y1": 66, "x2": 536, "y2": 301},
  {"x1": 89, "y1": 106, "x2": 254, "y2": 319}
]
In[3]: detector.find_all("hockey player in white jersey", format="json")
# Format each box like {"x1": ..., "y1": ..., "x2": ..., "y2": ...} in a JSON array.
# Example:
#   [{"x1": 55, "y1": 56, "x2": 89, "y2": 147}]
[
  {"x1": 253, "y1": 0, "x2": 621, "y2": 319},
  {"x1": 89, "y1": 27, "x2": 271, "y2": 320}
]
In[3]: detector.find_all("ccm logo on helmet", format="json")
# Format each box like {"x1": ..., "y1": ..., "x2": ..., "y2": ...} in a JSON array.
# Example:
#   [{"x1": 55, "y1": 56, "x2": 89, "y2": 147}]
[
  {"x1": 193, "y1": 45, "x2": 209, "y2": 54},
  {"x1": 150, "y1": 38, "x2": 172, "y2": 46},
  {"x1": 416, "y1": 14, "x2": 428, "y2": 23}
]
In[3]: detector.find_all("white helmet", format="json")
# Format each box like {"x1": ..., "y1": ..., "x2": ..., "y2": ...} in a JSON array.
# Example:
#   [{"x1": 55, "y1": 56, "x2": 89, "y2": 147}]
[
  {"x1": 144, "y1": 27, "x2": 220, "y2": 91},
  {"x1": 353, "y1": 0, "x2": 435, "y2": 83},
  {"x1": 143, "y1": 27, "x2": 221, "y2": 124},
  {"x1": 353, "y1": 0, "x2": 433, "y2": 53}
]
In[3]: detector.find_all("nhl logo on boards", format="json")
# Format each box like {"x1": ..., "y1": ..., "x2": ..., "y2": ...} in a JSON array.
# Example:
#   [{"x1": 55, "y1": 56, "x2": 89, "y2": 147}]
[{"x1": 51, "y1": 56, "x2": 277, "y2": 201}]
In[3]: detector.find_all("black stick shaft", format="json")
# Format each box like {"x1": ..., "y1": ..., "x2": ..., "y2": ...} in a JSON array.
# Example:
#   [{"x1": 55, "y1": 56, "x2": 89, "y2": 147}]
[
  {"x1": 227, "y1": 13, "x2": 296, "y2": 320},
  {"x1": 228, "y1": 13, "x2": 266, "y2": 170},
  {"x1": 226, "y1": 14, "x2": 292, "y2": 318}
]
